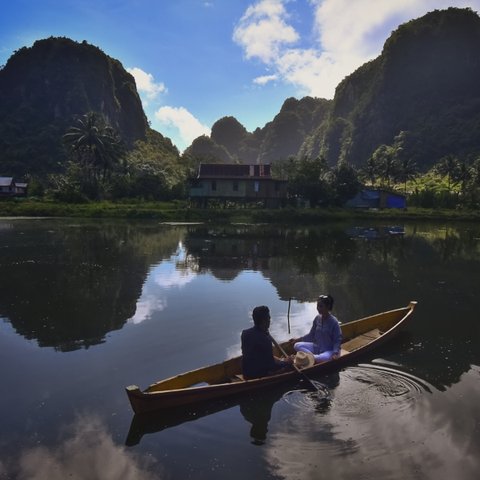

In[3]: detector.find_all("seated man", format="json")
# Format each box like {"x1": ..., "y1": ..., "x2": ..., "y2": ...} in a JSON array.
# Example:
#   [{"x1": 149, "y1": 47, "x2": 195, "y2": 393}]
[{"x1": 241, "y1": 305, "x2": 293, "y2": 379}]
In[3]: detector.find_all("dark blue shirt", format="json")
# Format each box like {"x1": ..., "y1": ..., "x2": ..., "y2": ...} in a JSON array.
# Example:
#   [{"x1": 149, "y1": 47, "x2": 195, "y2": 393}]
[{"x1": 241, "y1": 326, "x2": 284, "y2": 379}]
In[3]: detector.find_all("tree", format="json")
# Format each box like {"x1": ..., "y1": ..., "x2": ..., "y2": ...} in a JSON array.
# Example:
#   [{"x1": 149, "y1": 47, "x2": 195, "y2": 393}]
[
  {"x1": 370, "y1": 144, "x2": 398, "y2": 187},
  {"x1": 63, "y1": 112, "x2": 124, "y2": 198},
  {"x1": 391, "y1": 131, "x2": 418, "y2": 192},
  {"x1": 361, "y1": 155, "x2": 381, "y2": 185},
  {"x1": 396, "y1": 156, "x2": 417, "y2": 193},
  {"x1": 435, "y1": 154, "x2": 461, "y2": 192},
  {"x1": 329, "y1": 162, "x2": 361, "y2": 206},
  {"x1": 288, "y1": 156, "x2": 331, "y2": 207}
]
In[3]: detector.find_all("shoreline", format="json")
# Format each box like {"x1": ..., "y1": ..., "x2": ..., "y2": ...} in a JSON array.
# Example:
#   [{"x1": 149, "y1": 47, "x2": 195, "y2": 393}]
[{"x1": 1, "y1": 200, "x2": 479, "y2": 223}]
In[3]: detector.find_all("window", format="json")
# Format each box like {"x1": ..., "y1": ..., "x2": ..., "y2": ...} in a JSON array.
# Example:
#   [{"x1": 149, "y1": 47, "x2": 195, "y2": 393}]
[
  {"x1": 233, "y1": 181, "x2": 239, "y2": 191},
  {"x1": 212, "y1": 181, "x2": 217, "y2": 191},
  {"x1": 254, "y1": 181, "x2": 259, "y2": 193}
]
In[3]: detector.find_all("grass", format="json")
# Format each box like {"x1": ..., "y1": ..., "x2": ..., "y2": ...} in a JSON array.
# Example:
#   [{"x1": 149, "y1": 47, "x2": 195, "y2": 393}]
[{"x1": 1, "y1": 198, "x2": 480, "y2": 223}]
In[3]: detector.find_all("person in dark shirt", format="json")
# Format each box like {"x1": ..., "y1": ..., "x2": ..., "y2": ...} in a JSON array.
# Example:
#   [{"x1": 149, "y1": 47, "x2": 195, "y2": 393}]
[{"x1": 241, "y1": 305, "x2": 293, "y2": 379}]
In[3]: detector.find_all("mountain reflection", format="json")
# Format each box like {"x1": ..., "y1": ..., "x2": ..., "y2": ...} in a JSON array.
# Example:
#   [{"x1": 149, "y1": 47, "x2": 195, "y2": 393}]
[
  {"x1": 182, "y1": 222, "x2": 480, "y2": 390},
  {"x1": 1, "y1": 414, "x2": 159, "y2": 480},
  {"x1": 0, "y1": 220, "x2": 183, "y2": 351},
  {"x1": 1, "y1": 219, "x2": 480, "y2": 393}
]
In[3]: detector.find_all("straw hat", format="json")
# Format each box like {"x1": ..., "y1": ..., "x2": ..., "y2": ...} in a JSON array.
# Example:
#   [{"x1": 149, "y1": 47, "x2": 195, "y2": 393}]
[{"x1": 294, "y1": 351, "x2": 315, "y2": 369}]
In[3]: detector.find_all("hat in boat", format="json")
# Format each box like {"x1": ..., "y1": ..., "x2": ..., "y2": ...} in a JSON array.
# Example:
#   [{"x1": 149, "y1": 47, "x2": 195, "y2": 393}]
[{"x1": 294, "y1": 351, "x2": 315, "y2": 369}]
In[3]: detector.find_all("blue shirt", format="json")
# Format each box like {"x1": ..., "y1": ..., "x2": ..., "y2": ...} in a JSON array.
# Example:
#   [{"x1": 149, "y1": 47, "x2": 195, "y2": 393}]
[
  {"x1": 241, "y1": 326, "x2": 285, "y2": 379},
  {"x1": 301, "y1": 313, "x2": 342, "y2": 354}
]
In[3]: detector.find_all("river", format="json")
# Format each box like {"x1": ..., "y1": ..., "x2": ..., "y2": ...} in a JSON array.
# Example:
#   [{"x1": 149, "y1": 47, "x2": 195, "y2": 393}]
[{"x1": 0, "y1": 218, "x2": 479, "y2": 479}]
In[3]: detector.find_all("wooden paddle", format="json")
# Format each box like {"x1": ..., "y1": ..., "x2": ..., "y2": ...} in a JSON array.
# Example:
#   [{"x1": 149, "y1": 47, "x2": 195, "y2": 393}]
[
  {"x1": 269, "y1": 334, "x2": 319, "y2": 392},
  {"x1": 287, "y1": 297, "x2": 291, "y2": 334}
]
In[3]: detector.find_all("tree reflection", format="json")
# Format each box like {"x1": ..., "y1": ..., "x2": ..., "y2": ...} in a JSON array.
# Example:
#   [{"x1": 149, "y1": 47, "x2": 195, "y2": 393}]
[
  {"x1": 0, "y1": 220, "x2": 183, "y2": 351},
  {"x1": 2, "y1": 219, "x2": 480, "y2": 389}
]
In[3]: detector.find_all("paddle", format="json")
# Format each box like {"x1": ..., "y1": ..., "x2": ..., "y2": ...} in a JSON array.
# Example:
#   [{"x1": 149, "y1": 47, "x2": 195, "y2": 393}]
[
  {"x1": 269, "y1": 334, "x2": 319, "y2": 392},
  {"x1": 287, "y1": 297, "x2": 291, "y2": 334}
]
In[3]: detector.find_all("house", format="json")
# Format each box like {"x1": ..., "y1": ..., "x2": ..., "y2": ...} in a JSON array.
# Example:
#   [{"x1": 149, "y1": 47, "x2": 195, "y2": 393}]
[
  {"x1": 14, "y1": 182, "x2": 28, "y2": 197},
  {"x1": 345, "y1": 188, "x2": 406, "y2": 209},
  {"x1": 189, "y1": 163, "x2": 287, "y2": 208},
  {"x1": 0, "y1": 177, "x2": 15, "y2": 197},
  {"x1": 0, "y1": 177, "x2": 28, "y2": 197}
]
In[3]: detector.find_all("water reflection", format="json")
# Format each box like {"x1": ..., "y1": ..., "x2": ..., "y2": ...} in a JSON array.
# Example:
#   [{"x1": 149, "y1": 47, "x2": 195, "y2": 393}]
[
  {"x1": 128, "y1": 241, "x2": 197, "y2": 325},
  {"x1": 239, "y1": 388, "x2": 290, "y2": 446},
  {"x1": 1, "y1": 219, "x2": 480, "y2": 392},
  {"x1": 125, "y1": 386, "x2": 288, "y2": 447},
  {"x1": 283, "y1": 372, "x2": 339, "y2": 415},
  {"x1": 1, "y1": 414, "x2": 159, "y2": 480},
  {"x1": 264, "y1": 365, "x2": 480, "y2": 480},
  {"x1": 125, "y1": 398, "x2": 241, "y2": 446},
  {"x1": 126, "y1": 375, "x2": 338, "y2": 448},
  {"x1": 0, "y1": 220, "x2": 183, "y2": 350}
]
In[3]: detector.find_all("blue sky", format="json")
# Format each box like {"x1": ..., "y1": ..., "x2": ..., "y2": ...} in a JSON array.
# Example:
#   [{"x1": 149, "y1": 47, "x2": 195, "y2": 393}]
[{"x1": 1, "y1": 0, "x2": 479, "y2": 151}]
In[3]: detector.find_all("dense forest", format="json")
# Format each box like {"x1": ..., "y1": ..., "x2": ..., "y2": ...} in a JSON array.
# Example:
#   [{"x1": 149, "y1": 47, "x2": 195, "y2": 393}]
[{"x1": 1, "y1": 8, "x2": 480, "y2": 208}]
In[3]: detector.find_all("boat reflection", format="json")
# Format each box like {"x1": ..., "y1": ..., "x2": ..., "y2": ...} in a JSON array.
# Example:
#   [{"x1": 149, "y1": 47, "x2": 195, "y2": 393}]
[
  {"x1": 126, "y1": 373, "x2": 340, "y2": 447},
  {"x1": 125, "y1": 387, "x2": 286, "y2": 447}
]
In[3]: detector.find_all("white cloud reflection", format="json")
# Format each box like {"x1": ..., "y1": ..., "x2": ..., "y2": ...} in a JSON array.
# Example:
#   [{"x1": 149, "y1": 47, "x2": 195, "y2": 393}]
[
  {"x1": 128, "y1": 242, "x2": 197, "y2": 325},
  {"x1": 262, "y1": 365, "x2": 480, "y2": 479},
  {"x1": 3, "y1": 415, "x2": 159, "y2": 480},
  {"x1": 225, "y1": 300, "x2": 317, "y2": 359}
]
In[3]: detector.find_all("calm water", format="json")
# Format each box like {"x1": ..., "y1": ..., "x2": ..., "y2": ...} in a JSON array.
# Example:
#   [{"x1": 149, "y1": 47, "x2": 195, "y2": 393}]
[{"x1": 0, "y1": 218, "x2": 479, "y2": 479}]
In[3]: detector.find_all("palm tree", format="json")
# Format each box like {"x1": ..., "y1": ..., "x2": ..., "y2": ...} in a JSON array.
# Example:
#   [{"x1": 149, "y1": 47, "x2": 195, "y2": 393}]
[
  {"x1": 396, "y1": 156, "x2": 417, "y2": 193},
  {"x1": 64, "y1": 112, "x2": 123, "y2": 184},
  {"x1": 362, "y1": 155, "x2": 379, "y2": 186},
  {"x1": 370, "y1": 144, "x2": 397, "y2": 187},
  {"x1": 436, "y1": 154, "x2": 461, "y2": 192}
]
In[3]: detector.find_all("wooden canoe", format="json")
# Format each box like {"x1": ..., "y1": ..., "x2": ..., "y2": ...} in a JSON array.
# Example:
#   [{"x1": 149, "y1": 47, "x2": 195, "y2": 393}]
[{"x1": 126, "y1": 301, "x2": 417, "y2": 414}]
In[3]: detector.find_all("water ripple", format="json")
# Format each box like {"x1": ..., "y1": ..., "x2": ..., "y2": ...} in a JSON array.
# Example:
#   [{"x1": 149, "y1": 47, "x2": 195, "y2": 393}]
[
  {"x1": 336, "y1": 363, "x2": 434, "y2": 416},
  {"x1": 280, "y1": 363, "x2": 433, "y2": 416},
  {"x1": 282, "y1": 380, "x2": 332, "y2": 413}
]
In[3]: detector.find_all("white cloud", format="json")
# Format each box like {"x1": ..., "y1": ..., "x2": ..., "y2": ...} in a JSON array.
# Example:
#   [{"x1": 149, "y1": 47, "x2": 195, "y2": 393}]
[
  {"x1": 233, "y1": 0, "x2": 299, "y2": 63},
  {"x1": 155, "y1": 106, "x2": 210, "y2": 148},
  {"x1": 235, "y1": 0, "x2": 480, "y2": 98},
  {"x1": 127, "y1": 67, "x2": 167, "y2": 103},
  {"x1": 253, "y1": 73, "x2": 278, "y2": 85}
]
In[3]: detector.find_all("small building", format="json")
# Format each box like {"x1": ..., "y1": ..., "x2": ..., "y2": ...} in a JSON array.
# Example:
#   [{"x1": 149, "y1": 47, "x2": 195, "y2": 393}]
[
  {"x1": 189, "y1": 163, "x2": 287, "y2": 208},
  {"x1": 14, "y1": 182, "x2": 28, "y2": 197},
  {"x1": 0, "y1": 177, "x2": 28, "y2": 197},
  {"x1": 345, "y1": 188, "x2": 406, "y2": 209},
  {"x1": 0, "y1": 177, "x2": 15, "y2": 197}
]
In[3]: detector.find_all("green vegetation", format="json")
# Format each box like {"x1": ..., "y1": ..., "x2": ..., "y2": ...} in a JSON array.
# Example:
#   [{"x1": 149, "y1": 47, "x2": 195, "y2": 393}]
[
  {"x1": 2, "y1": 198, "x2": 480, "y2": 223},
  {"x1": 2, "y1": 9, "x2": 480, "y2": 216}
]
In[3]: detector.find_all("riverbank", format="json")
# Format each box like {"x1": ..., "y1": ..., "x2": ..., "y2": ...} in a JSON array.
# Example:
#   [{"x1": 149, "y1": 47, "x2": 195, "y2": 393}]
[{"x1": 1, "y1": 199, "x2": 480, "y2": 223}]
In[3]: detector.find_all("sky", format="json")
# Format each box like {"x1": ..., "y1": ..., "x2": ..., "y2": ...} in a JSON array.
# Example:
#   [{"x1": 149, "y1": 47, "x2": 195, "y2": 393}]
[{"x1": 1, "y1": 0, "x2": 480, "y2": 152}]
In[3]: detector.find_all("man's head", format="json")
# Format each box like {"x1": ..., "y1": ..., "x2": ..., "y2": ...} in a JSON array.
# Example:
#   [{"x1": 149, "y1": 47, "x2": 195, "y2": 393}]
[{"x1": 252, "y1": 305, "x2": 271, "y2": 330}]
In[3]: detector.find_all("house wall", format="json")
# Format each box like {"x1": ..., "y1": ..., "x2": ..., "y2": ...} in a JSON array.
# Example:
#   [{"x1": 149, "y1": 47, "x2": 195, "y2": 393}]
[{"x1": 190, "y1": 179, "x2": 287, "y2": 199}]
